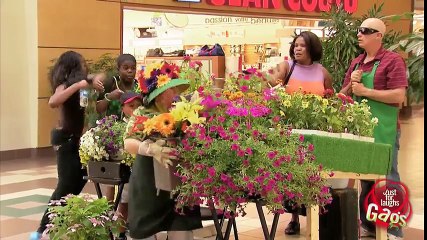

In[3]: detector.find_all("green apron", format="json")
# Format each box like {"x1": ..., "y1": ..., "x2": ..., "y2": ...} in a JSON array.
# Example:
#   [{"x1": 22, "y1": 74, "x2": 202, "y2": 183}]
[
  {"x1": 128, "y1": 155, "x2": 202, "y2": 239},
  {"x1": 355, "y1": 61, "x2": 398, "y2": 159}
]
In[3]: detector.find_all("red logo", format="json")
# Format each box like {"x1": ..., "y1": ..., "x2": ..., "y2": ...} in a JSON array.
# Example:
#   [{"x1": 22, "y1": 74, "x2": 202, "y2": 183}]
[
  {"x1": 364, "y1": 179, "x2": 412, "y2": 229},
  {"x1": 206, "y1": 0, "x2": 358, "y2": 13}
]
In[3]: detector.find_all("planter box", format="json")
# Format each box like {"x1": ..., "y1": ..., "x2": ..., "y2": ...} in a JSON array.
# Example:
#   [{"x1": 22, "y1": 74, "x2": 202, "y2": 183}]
[
  {"x1": 292, "y1": 129, "x2": 329, "y2": 136},
  {"x1": 327, "y1": 132, "x2": 341, "y2": 139},
  {"x1": 355, "y1": 136, "x2": 375, "y2": 143},
  {"x1": 88, "y1": 161, "x2": 131, "y2": 182},
  {"x1": 153, "y1": 160, "x2": 180, "y2": 193},
  {"x1": 340, "y1": 133, "x2": 355, "y2": 140}
]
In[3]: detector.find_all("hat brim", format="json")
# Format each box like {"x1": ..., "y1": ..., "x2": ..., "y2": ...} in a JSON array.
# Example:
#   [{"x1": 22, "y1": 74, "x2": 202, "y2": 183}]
[
  {"x1": 123, "y1": 96, "x2": 142, "y2": 105},
  {"x1": 147, "y1": 79, "x2": 189, "y2": 103}
]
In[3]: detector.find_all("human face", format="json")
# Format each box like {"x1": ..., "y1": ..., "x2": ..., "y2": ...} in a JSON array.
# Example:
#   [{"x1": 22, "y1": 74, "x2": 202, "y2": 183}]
[
  {"x1": 119, "y1": 60, "x2": 136, "y2": 83},
  {"x1": 122, "y1": 99, "x2": 142, "y2": 117},
  {"x1": 294, "y1": 37, "x2": 311, "y2": 64},
  {"x1": 154, "y1": 87, "x2": 181, "y2": 113},
  {"x1": 357, "y1": 27, "x2": 382, "y2": 49}
]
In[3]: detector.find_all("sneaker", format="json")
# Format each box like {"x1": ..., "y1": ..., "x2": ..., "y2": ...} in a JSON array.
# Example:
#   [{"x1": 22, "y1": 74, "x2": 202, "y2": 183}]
[
  {"x1": 360, "y1": 227, "x2": 375, "y2": 238},
  {"x1": 387, "y1": 233, "x2": 403, "y2": 240},
  {"x1": 29, "y1": 232, "x2": 41, "y2": 240}
]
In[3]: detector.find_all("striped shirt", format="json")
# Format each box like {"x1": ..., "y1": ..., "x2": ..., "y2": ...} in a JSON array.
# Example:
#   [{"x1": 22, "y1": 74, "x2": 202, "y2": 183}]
[{"x1": 343, "y1": 47, "x2": 408, "y2": 91}]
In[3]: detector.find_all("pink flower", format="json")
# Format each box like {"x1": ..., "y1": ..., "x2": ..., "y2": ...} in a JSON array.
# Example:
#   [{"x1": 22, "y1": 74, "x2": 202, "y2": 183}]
[
  {"x1": 237, "y1": 150, "x2": 245, "y2": 157},
  {"x1": 243, "y1": 159, "x2": 249, "y2": 166},
  {"x1": 241, "y1": 85, "x2": 249, "y2": 92},
  {"x1": 231, "y1": 143, "x2": 240, "y2": 151},
  {"x1": 217, "y1": 116, "x2": 226, "y2": 123},
  {"x1": 328, "y1": 171, "x2": 335, "y2": 177},
  {"x1": 286, "y1": 173, "x2": 293, "y2": 181},
  {"x1": 308, "y1": 144, "x2": 314, "y2": 151},
  {"x1": 245, "y1": 147, "x2": 253, "y2": 155},
  {"x1": 232, "y1": 134, "x2": 239, "y2": 141},
  {"x1": 243, "y1": 75, "x2": 250, "y2": 80},
  {"x1": 267, "y1": 151, "x2": 277, "y2": 159},
  {"x1": 272, "y1": 116, "x2": 280, "y2": 123},
  {"x1": 207, "y1": 167, "x2": 216, "y2": 177},
  {"x1": 299, "y1": 135, "x2": 304, "y2": 142},
  {"x1": 252, "y1": 130, "x2": 259, "y2": 137},
  {"x1": 246, "y1": 67, "x2": 257, "y2": 74},
  {"x1": 183, "y1": 56, "x2": 191, "y2": 61}
]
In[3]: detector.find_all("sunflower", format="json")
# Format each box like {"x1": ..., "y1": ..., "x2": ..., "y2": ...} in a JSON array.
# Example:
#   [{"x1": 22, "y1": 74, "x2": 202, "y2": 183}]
[
  {"x1": 156, "y1": 74, "x2": 171, "y2": 88},
  {"x1": 154, "y1": 113, "x2": 176, "y2": 137}
]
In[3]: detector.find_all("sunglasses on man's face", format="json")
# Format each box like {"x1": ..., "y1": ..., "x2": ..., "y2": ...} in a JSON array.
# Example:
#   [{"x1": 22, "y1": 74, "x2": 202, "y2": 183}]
[{"x1": 358, "y1": 27, "x2": 380, "y2": 35}]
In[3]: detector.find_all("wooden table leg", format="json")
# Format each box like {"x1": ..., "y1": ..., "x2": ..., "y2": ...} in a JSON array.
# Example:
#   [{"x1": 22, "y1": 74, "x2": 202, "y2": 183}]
[
  {"x1": 306, "y1": 205, "x2": 319, "y2": 240},
  {"x1": 376, "y1": 225, "x2": 387, "y2": 240}
]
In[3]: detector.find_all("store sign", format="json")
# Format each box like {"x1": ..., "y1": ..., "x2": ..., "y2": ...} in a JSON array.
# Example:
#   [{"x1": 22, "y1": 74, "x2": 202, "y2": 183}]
[{"x1": 206, "y1": 0, "x2": 358, "y2": 13}]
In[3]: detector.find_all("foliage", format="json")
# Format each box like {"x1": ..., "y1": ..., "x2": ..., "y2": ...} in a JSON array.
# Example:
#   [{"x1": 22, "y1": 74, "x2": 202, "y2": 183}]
[
  {"x1": 180, "y1": 56, "x2": 212, "y2": 94},
  {"x1": 79, "y1": 115, "x2": 134, "y2": 166},
  {"x1": 173, "y1": 88, "x2": 332, "y2": 217},
  {"x1": 265, "y1": 88, "x2": 377, "y2": 137},
  {"x1": 86, "y1": 53, "x2": 118, "y2": 79},
  {"x1": 46, "y1": 194, "x2": 123, "y2": 240}
]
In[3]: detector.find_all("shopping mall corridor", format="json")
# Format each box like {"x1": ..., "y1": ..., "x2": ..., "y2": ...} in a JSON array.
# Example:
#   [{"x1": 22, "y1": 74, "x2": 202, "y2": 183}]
[{"x1": 0, "y1": 107, "x2": 424, "y2": 240}]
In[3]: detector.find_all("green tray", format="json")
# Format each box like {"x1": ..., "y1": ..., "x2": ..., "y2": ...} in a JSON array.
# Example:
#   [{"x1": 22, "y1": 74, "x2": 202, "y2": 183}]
[{"x1": 303, "y1": 135, "x2": 392, "y2": 175}]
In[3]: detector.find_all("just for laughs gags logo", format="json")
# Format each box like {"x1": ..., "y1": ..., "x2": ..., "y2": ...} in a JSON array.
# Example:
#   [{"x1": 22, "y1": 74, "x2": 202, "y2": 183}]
[{"x1": 364, "y1": 179, "x2": 412, "y2": 229}]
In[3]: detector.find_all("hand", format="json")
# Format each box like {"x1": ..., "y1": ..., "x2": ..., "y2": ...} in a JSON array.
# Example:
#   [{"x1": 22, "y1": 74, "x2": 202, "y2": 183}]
[
  {"x1": 78, "y1": 80, "x2": 90, "y2": 89},
  {"x1": 276, "y1": 79, "x2": 284, "y2": 85},
  {"x1": 108, "y1": 88, "x2": 124, "y2": 100},
  {"x1": 148, "y1": 140, "x2": 177, "y2": 168},
  {"x1": 351, "y1": 82, "x2": 369, "y2": 96},
  {"x1": 350, "y1": 70, "x2": 362, "y2": 83},
  {"x1": 92, "y1": 73, "x2": 105, "y2": 92}
]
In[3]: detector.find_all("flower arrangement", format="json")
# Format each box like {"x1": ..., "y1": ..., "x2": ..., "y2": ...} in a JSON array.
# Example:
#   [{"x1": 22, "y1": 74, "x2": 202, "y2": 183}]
[
  {"x1": 125, "y1": 95, "x2": 206, "y2": 141},
  {"x1": 173, "y1": 91, "x2": 332, "y2": 217},
  {"x1": 45, "y1": 194, "x2": 123, "y2": 240},
  {"x1": 79, "y1": 115, "x2": 134, "y2": 166},
  {"x1": 265, "y1": 88, "x2": 378, "y2": 137}
]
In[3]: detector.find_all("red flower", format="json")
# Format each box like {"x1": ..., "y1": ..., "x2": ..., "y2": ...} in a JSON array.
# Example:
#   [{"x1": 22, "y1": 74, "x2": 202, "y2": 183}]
[
  {"x1": 131, "y1": 116, "x2": 148, "y2": 133},
  {"x1": 137, "y1": 71, "x2": 148, "y2": 93},
  {"x1": 161, "y1": 63, "x2": 179, "y2": 79}
]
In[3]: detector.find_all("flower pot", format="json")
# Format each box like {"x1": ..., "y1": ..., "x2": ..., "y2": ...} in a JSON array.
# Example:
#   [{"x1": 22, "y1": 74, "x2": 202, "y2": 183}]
[
  {"x1": 87, "y1": 161, "x2": 131, "y2": 182},
  {"x1": 340, "y1": 133, "x2": 355, "y2": 140},
  {"x1": 153, "y1": 159, "x2": 180, "y2": 193}
]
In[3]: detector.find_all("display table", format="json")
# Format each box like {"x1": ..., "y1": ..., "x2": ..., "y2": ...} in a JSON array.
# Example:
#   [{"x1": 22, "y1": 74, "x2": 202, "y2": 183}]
[{"x1": 303, "y1": 134, "x2": 392, "y2": 240}]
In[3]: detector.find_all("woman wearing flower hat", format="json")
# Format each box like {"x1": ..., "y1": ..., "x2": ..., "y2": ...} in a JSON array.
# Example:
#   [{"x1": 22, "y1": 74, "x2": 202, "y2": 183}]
[{"x1": 123, "y1": 63, "x2": 202, "y2": 240}]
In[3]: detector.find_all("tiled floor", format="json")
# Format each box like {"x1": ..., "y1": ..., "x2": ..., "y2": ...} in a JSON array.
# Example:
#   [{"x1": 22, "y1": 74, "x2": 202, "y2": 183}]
[{"x1": 0, "y1": 107, "x2": 424, "y2": 240}]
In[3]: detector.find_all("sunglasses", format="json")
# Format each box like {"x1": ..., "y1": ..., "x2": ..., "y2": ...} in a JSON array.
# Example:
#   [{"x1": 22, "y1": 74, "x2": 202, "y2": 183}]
[{"x1": 358, "y1": 27, "x2": 380, "y2": 35}]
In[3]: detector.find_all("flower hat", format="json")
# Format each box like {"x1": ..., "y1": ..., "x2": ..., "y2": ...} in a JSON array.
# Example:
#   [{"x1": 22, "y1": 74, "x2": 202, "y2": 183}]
[{"x1": 138, "y1": 62, "x2": 189, "y2": 104}]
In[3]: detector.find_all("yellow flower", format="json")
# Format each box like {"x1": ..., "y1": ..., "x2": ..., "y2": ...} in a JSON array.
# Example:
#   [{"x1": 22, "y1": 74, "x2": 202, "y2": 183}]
[
  {"x1": 247, "y1": 93, "x2": 256, "y2": 98},
  {"x1": 171, "y1": 96, "x2": 206, "y2": 125},
  {"x1": 157, "y1": 74, "x2": 171, "y2": 88},
  {"x1": 322, "y1": 99, "x2": 329, "y2": 106},
  {"x1": 283, "y1": 100, "x2": 291, "y2": 107},
  {"x1": 144, "y1": 62, "x2": 163, "y2": 78},
  {"x1": 142, "y1": 118, "x2": 156, "y2": 135},
  {"x1": 302, "y1": 101, "x2": 309, "y2": 109},
  {"x1": 280, "y1": 110, "x2": 285, "y2": 116}
]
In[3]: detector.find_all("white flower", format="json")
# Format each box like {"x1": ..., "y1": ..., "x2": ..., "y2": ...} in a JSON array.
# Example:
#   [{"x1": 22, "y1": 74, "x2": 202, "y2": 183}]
[{"x1": 371, "y1": 117, "x2": 379, "y2": 124}]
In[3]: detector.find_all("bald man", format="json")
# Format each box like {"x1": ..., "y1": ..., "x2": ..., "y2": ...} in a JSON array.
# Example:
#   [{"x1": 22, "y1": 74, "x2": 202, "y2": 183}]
[{"x1": 340, "y1": 18, "x2": 407, "y2": 240}]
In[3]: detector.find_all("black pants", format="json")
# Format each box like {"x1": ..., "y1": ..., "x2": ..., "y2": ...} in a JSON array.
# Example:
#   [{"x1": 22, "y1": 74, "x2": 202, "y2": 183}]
[{"x1": 37, "y1": 129, "x2": 87, "y2": 233}]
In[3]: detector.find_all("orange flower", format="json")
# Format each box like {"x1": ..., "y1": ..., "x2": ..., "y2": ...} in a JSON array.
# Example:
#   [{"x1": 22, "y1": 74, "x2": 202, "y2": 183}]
[
  {"x1": 157, "y1": 74, "x2": 171, "y2": 88},
  {"x1": 154, "y1": 113, "x2": 176, "y2": 137}
]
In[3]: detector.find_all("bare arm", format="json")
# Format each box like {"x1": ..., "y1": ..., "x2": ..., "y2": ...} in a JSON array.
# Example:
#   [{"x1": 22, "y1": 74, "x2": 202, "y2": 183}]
[
  {"x1": 340, "y1": 82, "x2": 352, "y2": 95},
  {"x1": 48, "y1": 80, "x2": 87, "y2": 108},
  {"x1": 322, "y1": 67, "x2": 333, "y2": 90}
]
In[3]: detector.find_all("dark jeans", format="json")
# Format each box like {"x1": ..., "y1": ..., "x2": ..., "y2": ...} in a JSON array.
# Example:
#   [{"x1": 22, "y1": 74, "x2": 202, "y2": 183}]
[
  {"x1": 359, "y1": 130, "x2": 403, "y2": 237},
  {"x1": 37, "y1": 129, "x2": 87, "y2": 233}
]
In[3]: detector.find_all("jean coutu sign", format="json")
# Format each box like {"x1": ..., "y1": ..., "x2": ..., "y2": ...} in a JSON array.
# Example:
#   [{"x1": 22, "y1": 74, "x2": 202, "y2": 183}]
[{"x1": 206, "y1": 0, "x2": 358, "y2": 13}]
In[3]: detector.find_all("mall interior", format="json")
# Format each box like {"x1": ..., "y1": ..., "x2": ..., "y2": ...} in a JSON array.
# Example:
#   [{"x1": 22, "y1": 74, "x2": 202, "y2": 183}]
[{"x1": 0, "y1": 0, "x2": 424, "y2": 239}]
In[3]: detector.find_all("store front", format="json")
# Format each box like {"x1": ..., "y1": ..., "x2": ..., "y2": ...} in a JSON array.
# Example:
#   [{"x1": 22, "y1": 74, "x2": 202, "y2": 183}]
[{"x1": 119, "y1": 0, "x2": 413, "y2": 79}]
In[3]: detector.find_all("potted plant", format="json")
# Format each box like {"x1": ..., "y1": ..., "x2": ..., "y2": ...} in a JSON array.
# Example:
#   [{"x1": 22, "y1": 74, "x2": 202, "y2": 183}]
[
  {"x1": 44, "y1": 194, "x2": 123, "y2": 240},
  {"x1": 79, "y1": 115, "x2": 133, "y2": 180}
]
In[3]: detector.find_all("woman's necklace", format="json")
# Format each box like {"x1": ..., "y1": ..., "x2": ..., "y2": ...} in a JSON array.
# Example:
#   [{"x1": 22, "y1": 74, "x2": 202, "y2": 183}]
[{"x1": 115, "y1": 76, "x2": 135, "y2": 92}]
